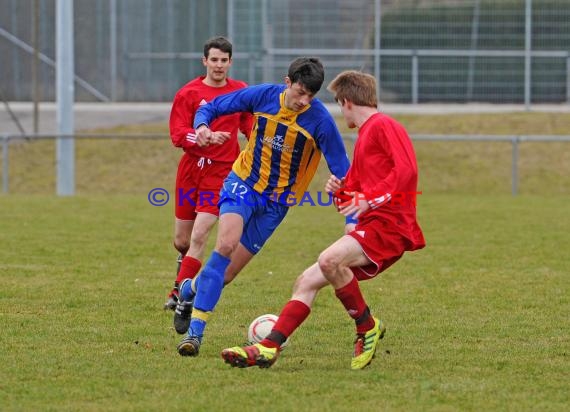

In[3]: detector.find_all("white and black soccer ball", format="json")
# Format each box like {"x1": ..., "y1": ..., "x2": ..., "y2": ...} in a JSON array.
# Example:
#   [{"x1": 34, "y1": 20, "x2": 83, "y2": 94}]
[{"x1": 247, "y1": 314, "x2": 289, "y2": 348}]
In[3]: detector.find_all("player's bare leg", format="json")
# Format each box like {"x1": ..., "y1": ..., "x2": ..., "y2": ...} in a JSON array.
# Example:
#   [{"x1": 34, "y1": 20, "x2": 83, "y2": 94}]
[
  {"x1": 318, "y1": 236, "x2": 385, "y2": 369},
  {"x1": 178, "y1": 212, "x2": 244, "y2": 355},
  {"x1": 222, "y1": 263, "x2": 328, "y2": 368}
]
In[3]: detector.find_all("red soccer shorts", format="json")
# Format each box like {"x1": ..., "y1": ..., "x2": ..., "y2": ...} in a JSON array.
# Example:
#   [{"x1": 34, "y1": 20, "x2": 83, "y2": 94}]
[
  {"x1": 348, "y1": 219, "x2": 413, "y2": 280},
  {"x1": 175, "y1": 154, "x2": 233, "y2": 220}
]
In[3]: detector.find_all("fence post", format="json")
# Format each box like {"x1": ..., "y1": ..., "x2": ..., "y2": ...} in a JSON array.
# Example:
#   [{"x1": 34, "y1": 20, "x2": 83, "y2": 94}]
[
  {"x1": 412, "y1": 52, "x2": 419, "y2": 104},
  {"x1": 261, "y1": 0, "x2": 272, "y2": 83},
  {"x1": 566, "y1": 55, "x2": 570, "y2": 104},
  {"x1": 524, "y1": 0, "x2": 532, "y2": 110},
  {"x1": 511, "y1": 137, "x2": 519, "y2": 196},
  {"x1": 374, "y1": 0, "x2": 382, "y2": 101},
  {"x1": 56, "y1": 0, "x2": 75, "y2": 196},
  {"x1": 109, "y1": 0, "x2": 117, "y2": 101},
  {"x1": 2, "y1": 136, "x2": 8, "y2": 193}
]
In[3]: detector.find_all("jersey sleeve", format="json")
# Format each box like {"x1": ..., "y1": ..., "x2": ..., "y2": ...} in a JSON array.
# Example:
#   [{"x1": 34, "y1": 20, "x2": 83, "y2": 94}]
[
  {"x1": 193, "y1": 85, "x2": 267, "y2": 129},
  {"x1": 316, "y1": 117, "x2": 356, "y2": 224},
  {"x1": 317, "y1": 117, "x2": 351, "y2": 179},
  {"x1": 169, "y1": 92, "x2": 197, "y2": 150}
]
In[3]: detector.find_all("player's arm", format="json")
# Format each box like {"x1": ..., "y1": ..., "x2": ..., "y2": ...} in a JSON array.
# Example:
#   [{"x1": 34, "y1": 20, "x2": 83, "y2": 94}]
[
  {"x1": 333, "y1": 167, "x2": 370, "y2": 219},
  {"x1": 316, "y1": 118, "x2": 358, "y2": 225},
  {"x1": 193, "y1": 84, "x2": 266, "y2": 130},
  {"x1": 317, "y1": 118, "x2": 351, "y2": 183},
  {"x1": 169, "y1": 92, "x2": 199, "y2": 150}
]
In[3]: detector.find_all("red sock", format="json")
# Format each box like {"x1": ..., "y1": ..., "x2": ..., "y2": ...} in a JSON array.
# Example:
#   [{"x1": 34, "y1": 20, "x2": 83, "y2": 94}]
[
  {"x1": 260, "y1": 300, "x2": 310, "y2": 348},
  {"x1": 335, "y1": 276, "x2": 374, "y2": 334},
  {"x1": 175, "y1": 256, "x2": 202, "y2": 284}
]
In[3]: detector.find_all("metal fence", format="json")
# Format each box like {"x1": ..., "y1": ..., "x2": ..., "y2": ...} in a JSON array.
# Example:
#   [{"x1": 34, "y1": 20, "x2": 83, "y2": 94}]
[
  {"x1": 2, "y1": 133, "x2": 569, "y2": 196},
  {"x1": 1, "y1": 0, "x2": 570, "y2": 105}
]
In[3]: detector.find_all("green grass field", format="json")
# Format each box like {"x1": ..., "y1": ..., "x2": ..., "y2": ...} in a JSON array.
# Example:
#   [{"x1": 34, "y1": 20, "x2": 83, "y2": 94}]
[{"x1": 1, "y1": 112, "x2": 569, "y2": 411}]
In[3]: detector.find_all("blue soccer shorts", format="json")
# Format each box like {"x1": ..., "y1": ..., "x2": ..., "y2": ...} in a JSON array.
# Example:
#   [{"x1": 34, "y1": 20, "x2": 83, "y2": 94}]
[{"x1": 219, "y1": 172, "x2": 289, "y2": 255}]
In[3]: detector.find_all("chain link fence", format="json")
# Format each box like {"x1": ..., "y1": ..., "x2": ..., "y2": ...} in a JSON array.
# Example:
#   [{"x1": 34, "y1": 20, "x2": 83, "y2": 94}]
[{"x1": 1, "y1": 0, "x2": 570, "y2": 105}]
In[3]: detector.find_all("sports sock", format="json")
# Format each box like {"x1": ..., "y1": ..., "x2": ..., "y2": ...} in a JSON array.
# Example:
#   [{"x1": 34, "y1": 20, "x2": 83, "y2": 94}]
[
  {"x1": 261, "y1": 300, "x2": 310, "y2": 348},
  {"x1": 188, "y1": 251, "x2": 230, "y2": 337},
  {"x1": 176, "y1": 256, "x2": 202, "y2": 284},
  {"x1": 173, "y1": 256, "x2": 202, "y2": 299},
  {"x1": 179, "y1": 278, "x2": 194, "y2": 301},
  {"x1": 334, "y1": 276, "x2": 375, "y2": 334},
  {"x1": 188, "y1": 309, "x2": 210, "y2": 339},
  {"x1": 176, "y1": 253, "x2": 184, "y2": 274}
]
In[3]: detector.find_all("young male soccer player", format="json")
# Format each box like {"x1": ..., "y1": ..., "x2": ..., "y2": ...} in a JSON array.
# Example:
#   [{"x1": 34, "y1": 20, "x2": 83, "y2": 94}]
[
  {"x1": 221, "y1": 70, "x2": 426, "y2": 370},
  {"x1": 175, "y1": 57, "x2": 353, "y2": 356},
  {"x1": 165, "y1": 36, "x2": 252, "y2": 314}
]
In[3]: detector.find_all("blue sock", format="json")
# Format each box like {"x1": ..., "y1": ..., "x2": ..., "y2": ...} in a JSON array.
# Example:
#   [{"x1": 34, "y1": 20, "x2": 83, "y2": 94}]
[
  {"x1": 189, "y1": 251, "x2": 230, "y2": 338},
  {"x1": 179, "y1": 278, "x2": 195, "y2": 301},
  {"x1": 189, "y1": 318, "x2": 207, "y2": 340}
]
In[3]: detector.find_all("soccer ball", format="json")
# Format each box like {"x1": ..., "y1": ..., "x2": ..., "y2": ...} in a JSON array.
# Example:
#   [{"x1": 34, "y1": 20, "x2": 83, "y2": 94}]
[{"x1": 247, "y1": 314, "x2": 289, "y2": 348}]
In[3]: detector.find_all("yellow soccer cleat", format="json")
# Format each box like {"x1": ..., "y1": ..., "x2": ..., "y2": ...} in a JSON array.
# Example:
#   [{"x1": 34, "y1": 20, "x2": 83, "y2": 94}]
[
  {"x1": 351, "y1": 317, "x2": 386, "y2": 370},
  {"x1": 221, "y1": 343, "x2": 279, "y2": 369}
]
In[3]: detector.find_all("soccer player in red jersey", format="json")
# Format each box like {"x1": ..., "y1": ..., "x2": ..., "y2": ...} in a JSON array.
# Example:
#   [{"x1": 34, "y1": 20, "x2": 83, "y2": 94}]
[
  {"x1": 165, "y1": 36, "x2": 253, "y2": 317},
  {"x1": 221, "y1": 70, "x2": 426, "y2": 370}
]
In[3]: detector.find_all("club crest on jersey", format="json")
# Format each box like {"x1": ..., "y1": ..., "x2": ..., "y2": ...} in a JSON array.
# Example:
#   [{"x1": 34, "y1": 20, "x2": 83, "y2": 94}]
[{"x1": 263, "y1": 134, "x2": 295, "y2": 153}]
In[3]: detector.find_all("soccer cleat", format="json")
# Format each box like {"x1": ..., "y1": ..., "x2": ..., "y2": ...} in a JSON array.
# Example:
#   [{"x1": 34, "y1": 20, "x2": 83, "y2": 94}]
[
  {"x1": 221, "y1": 343, "x2": 279, "y2": 369},
  {"x1": 173, "y1": 299, "x2": 193, "y2": 334},
  {"x1": 163, "y1": 290, "x2": 179, "y2": 311},
  {"x1": 351, "y1": 317, "x2": 386, "y2": 370},
  {"x1": 177, "y1": 335, "x2": 201, "y2": 357}
]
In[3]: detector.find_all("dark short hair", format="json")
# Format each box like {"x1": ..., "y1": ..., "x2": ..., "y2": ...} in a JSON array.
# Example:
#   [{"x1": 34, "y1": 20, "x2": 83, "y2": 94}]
[
  {"x1": 203, "y1": 36, "x2": 233, "y2": 59},
  {"x1": 287, "y1": 57, "x2": 325, "y2": 94}
]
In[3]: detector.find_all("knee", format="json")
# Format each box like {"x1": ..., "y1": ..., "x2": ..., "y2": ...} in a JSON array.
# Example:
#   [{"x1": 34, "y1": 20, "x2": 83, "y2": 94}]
[
  {"x1": 215, "y1": 238, "x2": 238, "y2": 258},
  {"x1": 317, "y1": 250, "x2": 340, "y2": 276},
  {"x1": 173, "y1": 237, "x2": 189, "y2": 255}
]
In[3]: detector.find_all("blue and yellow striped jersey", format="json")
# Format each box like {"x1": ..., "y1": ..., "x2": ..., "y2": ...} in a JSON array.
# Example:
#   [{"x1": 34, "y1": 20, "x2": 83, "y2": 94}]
[{"x1": 194, "y1": 84, "x2": 350, "y2": 205}]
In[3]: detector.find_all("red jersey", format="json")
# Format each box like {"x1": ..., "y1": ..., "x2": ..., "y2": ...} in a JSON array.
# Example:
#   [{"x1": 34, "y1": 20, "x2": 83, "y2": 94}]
[
  {"x1": 169, "y1": 76, "x2": 253, "y2": 162},
  {"x1": 344, "y1": 113, "x2": 425, "y2": 250}
]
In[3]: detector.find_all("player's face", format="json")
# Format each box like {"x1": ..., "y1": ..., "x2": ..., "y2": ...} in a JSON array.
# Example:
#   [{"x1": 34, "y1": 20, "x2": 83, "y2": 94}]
[
  {"x1": 336, "y1": 97, "x2": 357, "y2": 129},
  {"x1": 203, "y1": 48, "x2": 232, "y2": 86},
  {"x1": 284, "y1": 77, "x2": 315, "y2": 111}
]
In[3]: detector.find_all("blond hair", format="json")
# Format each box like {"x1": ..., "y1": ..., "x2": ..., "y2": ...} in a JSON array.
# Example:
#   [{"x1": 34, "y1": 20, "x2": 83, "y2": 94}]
[{"x1": 327, "y1": 70, "x2": 377, "y2": 108}]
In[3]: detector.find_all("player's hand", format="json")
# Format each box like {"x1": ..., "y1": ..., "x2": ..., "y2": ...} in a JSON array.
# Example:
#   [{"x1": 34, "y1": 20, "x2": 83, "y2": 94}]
[
  {"x1": 210, "y1": 131, "x2": 231, "y2": 145},
  {"x1": 196, "y1": 125, "x2": 212, "y2": 147},
  {"x1": 325, "y1": 175, "x2": 345, "y2": 194},
  {"x1": 338, "y1": 191, "x2": 370, "y2": 218},
  {"x1": 344, "y1": 222, "x2": 356, "y2": 234}
]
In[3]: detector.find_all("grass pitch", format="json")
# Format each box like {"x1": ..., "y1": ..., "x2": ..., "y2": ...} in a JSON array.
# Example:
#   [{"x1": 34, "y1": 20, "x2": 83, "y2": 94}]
[
  {"x1": 0, "y1": 194, "x2": 568, "y2": 411},
  {"x1": 1, "y1": 112, "x2": 569, "y2": 410}
]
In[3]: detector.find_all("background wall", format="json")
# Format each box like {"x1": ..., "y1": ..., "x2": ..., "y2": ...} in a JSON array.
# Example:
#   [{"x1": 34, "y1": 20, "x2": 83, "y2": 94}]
[{"x1": 1, "y1": 0, "x2": 569, "y2": 103}]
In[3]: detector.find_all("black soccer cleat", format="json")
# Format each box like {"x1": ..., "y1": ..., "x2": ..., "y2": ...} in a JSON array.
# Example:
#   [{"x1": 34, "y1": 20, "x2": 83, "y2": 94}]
[
  {"x1": 173, "y1": 299, "x2": 193, "y2": 334},
  {"x1": 177, "y1": 335, "x2": 201, "y2": 357}
]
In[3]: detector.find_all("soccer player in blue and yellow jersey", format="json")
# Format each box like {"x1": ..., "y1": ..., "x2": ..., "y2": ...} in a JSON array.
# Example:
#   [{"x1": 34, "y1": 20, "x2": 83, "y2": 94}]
[{"x1": 175, "y1": 57, "x2": 353, "y2": 357}]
